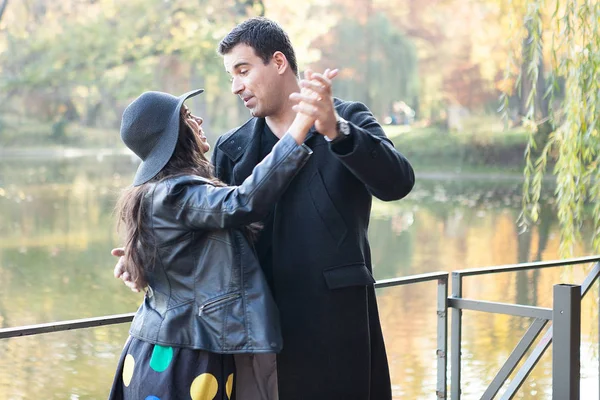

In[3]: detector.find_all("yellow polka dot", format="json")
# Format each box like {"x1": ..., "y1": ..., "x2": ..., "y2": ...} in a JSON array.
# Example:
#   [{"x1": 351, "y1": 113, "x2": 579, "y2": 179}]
[
  {"x1": 190, "y1": 373, "x2": 219, "y2": 400},
  {"x1": 226, "y1": 373, "x2": 234, "y2": 399},
  {"x1": 122, "y1": 354, "x2": 135, "y2": 387}
]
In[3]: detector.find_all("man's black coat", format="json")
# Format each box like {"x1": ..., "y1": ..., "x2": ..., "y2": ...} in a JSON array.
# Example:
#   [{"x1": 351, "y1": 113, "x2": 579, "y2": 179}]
[{"x1": 212, "y1": 99, "x2": 415, "y2": 400}]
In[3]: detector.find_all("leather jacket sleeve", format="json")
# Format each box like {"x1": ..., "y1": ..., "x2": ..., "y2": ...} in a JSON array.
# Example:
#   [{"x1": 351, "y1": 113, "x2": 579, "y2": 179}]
[{"x1": 162, "y1": 133, "x2": 311, "y2": 230}]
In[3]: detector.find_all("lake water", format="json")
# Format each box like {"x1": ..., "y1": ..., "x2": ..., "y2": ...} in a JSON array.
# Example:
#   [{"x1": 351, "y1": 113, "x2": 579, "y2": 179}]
[{"x1": 0, "y1": 154, "x2": 598, "y2": 399}]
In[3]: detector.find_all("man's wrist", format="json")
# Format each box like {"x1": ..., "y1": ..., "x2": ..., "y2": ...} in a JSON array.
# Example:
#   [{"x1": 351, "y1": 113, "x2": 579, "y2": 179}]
[
  {"x1": 325, "y1": 116, "x2": 351, "y2": 143},
  {"x1": 324, "y1": 131, "x2": 340, "y2": 142}
]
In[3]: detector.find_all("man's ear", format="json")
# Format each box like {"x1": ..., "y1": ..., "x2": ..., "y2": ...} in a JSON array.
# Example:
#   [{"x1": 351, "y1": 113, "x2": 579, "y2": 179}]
[{"x1": 272, "y1": 51, "x2": 289, "y2": 75}]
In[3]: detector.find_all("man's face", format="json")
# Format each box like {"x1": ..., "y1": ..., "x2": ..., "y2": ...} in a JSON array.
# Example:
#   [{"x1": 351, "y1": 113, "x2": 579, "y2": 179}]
[{"x1": 223, "y1": 44, "x2": 282, "y2": 118}]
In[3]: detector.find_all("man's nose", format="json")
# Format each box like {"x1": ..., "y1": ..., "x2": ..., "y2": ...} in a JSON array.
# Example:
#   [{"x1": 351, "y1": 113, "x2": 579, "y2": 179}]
[{"x1": 231, "y1": 77, "x2": 243, "y2": 95}]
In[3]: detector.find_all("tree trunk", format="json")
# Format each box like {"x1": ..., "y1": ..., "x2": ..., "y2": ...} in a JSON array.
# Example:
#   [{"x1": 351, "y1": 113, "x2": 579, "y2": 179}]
[
  {"x1": 85, "y1": 102, "x2": 102, "y2": 127},
  {"x1": 0, "y1": 0, "x2": 8, "y2": 25},
  {"x1": 534, "y1": 52, "x2": 552, "y2": 143},
  {"x1": 518, "y1": 24, "x2": 534, "y2": 120}
]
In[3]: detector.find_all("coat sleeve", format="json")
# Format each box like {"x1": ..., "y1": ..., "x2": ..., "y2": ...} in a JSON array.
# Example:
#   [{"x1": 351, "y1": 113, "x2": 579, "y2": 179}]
[
  {"x1": 329, "y1": 101, "x2": 415, "y2": 201},
  {"x1": 166, "y1": 134, "x2": 311, "y2": 230}
]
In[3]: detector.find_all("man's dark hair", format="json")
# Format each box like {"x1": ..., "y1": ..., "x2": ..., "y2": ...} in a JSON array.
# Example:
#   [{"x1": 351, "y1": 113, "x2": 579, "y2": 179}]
[{"x1": 218, "y1": 17, "x2": 298, "y2": 76}]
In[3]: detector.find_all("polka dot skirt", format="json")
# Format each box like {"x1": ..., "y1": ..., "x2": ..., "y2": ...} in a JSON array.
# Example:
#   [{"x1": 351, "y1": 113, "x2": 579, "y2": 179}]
[{"x1": 109, "y1": 336, "x2": 236, "y2": 400}]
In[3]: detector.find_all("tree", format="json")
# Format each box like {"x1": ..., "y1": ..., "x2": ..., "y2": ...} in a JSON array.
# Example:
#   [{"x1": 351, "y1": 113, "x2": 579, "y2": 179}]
[
  {"x1": 310, "y1": 13, "x2": 419, "y2": 121},
  {"x1": 0, "y1": 1, "x2": 266, "y2": 131},
  {"x1": 503, "y1": 0, "x2": 600, "y2": 255},
  {"x1": 0, "y1": 0, "x2": 336, "y2": 140}
]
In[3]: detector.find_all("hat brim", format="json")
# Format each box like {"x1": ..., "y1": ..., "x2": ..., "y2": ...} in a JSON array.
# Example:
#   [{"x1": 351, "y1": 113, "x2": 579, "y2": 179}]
[{"x1": 132, "y1": 89, "x2": 205, "y2": 186}]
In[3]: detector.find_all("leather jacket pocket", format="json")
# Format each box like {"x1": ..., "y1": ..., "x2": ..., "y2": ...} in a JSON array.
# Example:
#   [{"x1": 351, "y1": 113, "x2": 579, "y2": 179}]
[
  {"x1": 322, "y1": 263, "x2": 375, "y2": 290},
  {"x1": 198, "y1": 292, "x2": 242, "y2": 316}
]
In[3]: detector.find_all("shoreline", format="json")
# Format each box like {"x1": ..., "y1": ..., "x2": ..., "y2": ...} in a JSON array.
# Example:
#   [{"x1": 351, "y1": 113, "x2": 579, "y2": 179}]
[{"x1": 0, "y1": 147, "x2": 133, "y2": 160}]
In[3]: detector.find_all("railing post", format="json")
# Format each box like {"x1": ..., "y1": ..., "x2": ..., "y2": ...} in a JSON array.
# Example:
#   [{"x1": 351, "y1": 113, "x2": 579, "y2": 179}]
[
  {"x1": 451, "y1": 272, "x2": 462, "y2": 400},
  {"x1": 436, "y1": 276, "x2": 448, "y2": 399},
  {"x1": 552, "y1": 284, "x2": 581, "y2": 400}
]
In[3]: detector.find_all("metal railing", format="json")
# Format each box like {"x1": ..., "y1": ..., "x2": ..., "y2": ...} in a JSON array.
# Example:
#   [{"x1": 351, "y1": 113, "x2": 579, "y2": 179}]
[
  {"x1": 449, "y1": 255, "x2": 600, "y2": 400},
  {"x1": 0, "y1": 312, "x2": 135, "y2": 339},
  {"x1": 375, "y1": 272, "x2": 449, "y2": 399},
  {"x1": 1, "y1": 256, "x2": 599, "y2": 400}
]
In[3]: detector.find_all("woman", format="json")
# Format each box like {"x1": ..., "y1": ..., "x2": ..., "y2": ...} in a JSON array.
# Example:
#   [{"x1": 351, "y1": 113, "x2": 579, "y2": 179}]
[{"x1": 109, "y1": 88, "x2": 316, "y2": 400}]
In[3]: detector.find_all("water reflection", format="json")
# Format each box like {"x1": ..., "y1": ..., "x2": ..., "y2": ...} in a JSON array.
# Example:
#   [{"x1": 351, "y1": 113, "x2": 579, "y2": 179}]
[
  {"x1": 0, "y1": 326, "x2": 130, "y2": 399},
  {"x1": 0, "y1": 156, "x2": 597, "y2": 399}
]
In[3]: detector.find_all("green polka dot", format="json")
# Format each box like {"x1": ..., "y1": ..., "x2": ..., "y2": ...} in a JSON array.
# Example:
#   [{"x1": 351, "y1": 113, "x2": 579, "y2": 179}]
[{"x1": 149, "y1": 345, "x2": 173, "y2": 372}]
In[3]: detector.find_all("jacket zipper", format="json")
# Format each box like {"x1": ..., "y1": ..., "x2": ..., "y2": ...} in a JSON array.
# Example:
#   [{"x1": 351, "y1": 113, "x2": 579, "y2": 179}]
[{"x1": 198, "y1": 293, "x2": 241, "y2": 316}]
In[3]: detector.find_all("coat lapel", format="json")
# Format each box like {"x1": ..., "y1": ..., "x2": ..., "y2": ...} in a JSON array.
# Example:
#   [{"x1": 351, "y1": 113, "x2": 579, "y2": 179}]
[
  {"x1": 217, "y1": 118, "x2": 264, "y2": 185},
  {"x1": 217, "y1": 118, "x2": 319, "y2": 186}
]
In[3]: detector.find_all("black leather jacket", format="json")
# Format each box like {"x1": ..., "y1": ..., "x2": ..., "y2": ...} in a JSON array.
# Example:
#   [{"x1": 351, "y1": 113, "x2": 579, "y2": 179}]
[{"x1": 128, "y1": 134, "x2": 312, "y2": 353}]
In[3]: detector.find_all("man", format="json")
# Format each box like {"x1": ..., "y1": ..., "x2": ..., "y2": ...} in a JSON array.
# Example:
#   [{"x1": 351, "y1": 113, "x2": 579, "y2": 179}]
[
  {"x1": 214, "y1": 17, "x2": 414, "y2": 400},
  {"x1": 116, "y1": 17, "x2": 414, "y2": 399}
]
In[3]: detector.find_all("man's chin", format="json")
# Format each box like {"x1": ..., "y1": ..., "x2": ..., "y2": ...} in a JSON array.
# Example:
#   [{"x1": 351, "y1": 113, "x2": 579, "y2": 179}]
[{"x1": 249, "y1": 108, "x2": 266, "y2": 118}]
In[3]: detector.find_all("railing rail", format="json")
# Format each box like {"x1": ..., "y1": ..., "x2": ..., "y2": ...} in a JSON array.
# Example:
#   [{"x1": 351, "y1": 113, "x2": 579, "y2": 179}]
[
  {"x1": 450, "y1": 255, "x2": 600, "y2": 277},
  {"x1": 0, "y1": 271, "x2": 450, "y2": 340},
  {"x1": 0, "y1": 312, "x2": 136, "y2": 340},
  {"x1": 1, "y1": 256, "x2": 599, "y2": 399}
]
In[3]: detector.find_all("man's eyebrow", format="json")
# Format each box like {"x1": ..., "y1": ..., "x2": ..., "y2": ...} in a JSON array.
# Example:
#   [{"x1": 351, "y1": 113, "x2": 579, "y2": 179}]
[
  {"x1": 233, "y1": 61, "x2": 250, "y2": 70},
  {"x1": 225, "y1": 61, "x2": 250, "y2": 75}
]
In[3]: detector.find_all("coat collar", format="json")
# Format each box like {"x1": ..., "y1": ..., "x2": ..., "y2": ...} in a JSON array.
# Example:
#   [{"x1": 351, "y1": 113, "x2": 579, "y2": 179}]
[
  {"x1": 218, "y1": 97, "x2": 345, "y2": 162},
  {"x1": 217, "y1": 118, "x2": 264, "y2": 184},
  {"x1": 217, "y1": 118, "x2": 261, "y2": 163},
  {"x1": 217, "y1": 117, "x2": 318, "y2": 184}
]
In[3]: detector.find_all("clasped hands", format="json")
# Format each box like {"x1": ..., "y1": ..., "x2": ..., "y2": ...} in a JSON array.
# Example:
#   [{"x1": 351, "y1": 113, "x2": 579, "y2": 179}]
[{"x1": 289, "y1": 68, "x2": 340, "y2": 141}]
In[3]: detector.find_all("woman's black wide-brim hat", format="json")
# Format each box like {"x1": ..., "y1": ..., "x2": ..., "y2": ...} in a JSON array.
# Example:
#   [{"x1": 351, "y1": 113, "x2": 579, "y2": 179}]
[{"x1": 120, "y1": 89, "x2": 204, "y2": 186}]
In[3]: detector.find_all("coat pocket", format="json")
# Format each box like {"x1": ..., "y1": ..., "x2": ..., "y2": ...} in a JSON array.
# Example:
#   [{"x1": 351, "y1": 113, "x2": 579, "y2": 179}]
[
  {"x1": 322, "y1": 263, "x2": 375, "y2": 290},
  {"x1": 308, "y1": 171, "x2": 347, "y2": 246}
]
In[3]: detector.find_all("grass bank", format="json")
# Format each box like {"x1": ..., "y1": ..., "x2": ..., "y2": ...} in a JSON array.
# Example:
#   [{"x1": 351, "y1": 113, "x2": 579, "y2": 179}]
[
  {"x1": 0, "y1": 114, "x2": 120, "y2": 149},
  {"x1": 384, "y1": 119, "x2": 530, "y2": 174},
  {"x1": 2, "y1": 114, "x2": 532, "y2": 174}
]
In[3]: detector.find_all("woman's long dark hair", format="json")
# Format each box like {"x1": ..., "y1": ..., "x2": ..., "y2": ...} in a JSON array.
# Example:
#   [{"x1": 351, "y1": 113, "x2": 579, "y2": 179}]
[{"x1": 115, "y1": 110, "x2": 261, "y2": 288}]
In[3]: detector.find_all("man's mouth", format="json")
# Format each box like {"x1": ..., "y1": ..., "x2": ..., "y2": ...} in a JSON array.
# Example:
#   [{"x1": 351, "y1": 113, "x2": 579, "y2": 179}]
[{"x1": 242, "y1": 96, "x2": 254, "y2": 106}]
